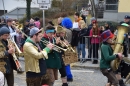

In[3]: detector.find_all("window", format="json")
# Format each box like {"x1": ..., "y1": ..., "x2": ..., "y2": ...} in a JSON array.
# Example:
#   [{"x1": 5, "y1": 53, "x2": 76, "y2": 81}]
[{"x1": 105, "y1": 0, "x2": 118, "y2": 11}]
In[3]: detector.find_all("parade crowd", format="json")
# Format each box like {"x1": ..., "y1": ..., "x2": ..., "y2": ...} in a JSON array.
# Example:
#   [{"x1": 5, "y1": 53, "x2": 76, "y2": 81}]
[{"x1": 0, "y1": 11, "x2": 130, "y2": 86}]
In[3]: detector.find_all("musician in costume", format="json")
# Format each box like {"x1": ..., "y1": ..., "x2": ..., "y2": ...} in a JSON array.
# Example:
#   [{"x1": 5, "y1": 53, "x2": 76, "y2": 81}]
[
  {"x1": 40, "y1": 26, "x2": 61, "y2": 86},
  {"x1": 0, "y1": 27, "x2": 17, "y2": 86},
  {"x1": 56, "y1": 26, "x2": 68, "y2": 86},
  {"x1": 6, "y1": 19, "x2": 19, "y2": 42},
  {"x1": 113, "y1": 16, "x2": 130, "y2": 86},
  {"x1": 21, "y1": 20, "x2": 30, "y2": 47},
  {"x1": 100, "y1": 30, "x2": 123, "y2": 86},
  {"x1": 23, "y1": 27, "x2": 54, "y2": 86},
  {"x1": 61, "y1": 17, "x2": 73, "y2": 82}
]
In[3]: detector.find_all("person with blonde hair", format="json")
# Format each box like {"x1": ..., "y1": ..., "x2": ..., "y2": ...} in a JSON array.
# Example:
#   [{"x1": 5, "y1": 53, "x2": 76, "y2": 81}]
[
  {"x1": 79, "y1": 20, "x2": 87, "y2": 29},
  {"x1": 77, "y1": 20, "x2": 87, "y2": 63}
]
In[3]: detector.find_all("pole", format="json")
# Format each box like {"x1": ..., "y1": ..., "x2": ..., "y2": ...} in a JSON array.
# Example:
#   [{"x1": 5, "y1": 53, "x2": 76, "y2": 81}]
[
  {"x1": 2, "y1": 0, "x2": 6, "y2": 19},
  {"x1": 42, "y1": 10, "x2": 45, "y2": 33}
]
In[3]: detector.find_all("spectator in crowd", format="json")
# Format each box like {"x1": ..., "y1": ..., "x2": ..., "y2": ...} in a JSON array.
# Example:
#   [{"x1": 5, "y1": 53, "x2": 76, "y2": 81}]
[
  {"x1": 0, "y1": 18, "x2": 6, "y2": 28},
  {"x1": 86, "y1": 17, "x2": 96, "y2": 61},
  {"x1": 80, "y1": 7, "x2": 88, "y2": 23},
  {"x1": 89, "y1": 20, "x2": 100, "y2": 64},
  {"x1": 21, "y1": 20, "x2": 30, "y2": 51},
  {"x1": 58, "y1": 17, "x2": 63, "y2": 26},
  {"x1": 30, "y1": 18, "x2": 35, "y2": 24},
  {"x1": 100, "y1": 22, "x2": 115, "y2": 34},
  {"x1": 47, "y1": 21, "x2": 55, "y2": 27},
  {"x1": 34, "y1": 17, "x2": 41, "y2": 29},
  {"x1": 77, "y1": 20, "x2": 87, "y2": 63}
]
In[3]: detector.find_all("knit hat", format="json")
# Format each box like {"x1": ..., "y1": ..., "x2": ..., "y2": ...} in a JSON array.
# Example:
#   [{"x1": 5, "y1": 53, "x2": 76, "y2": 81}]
[
  {"x1": 61, "y1": 17, "x2": 73, "y2": 29},
  {"x1": 0, "y1": 27, "x2": 10, "y2": 36},
  {"x1": 30, "y1": 27, "x2": 41, "y2": 36},
  {"x1": 0, "y1": 71, "x2": 4, "y2": 86},
  {"x1": 101, "y1": 30, "x2": 114, "y2": 42},
  {"x1": 56, "y1": 26, "x2": 66, "y2": 33},
  {"x1": 90, "y1": 17, "x2": 96, "y2": 23}
]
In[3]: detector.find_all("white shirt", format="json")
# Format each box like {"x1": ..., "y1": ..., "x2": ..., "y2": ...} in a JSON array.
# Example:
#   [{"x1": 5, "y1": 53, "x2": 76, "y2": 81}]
[
  {"x1": 72, "y1": 22, "x2": 79, "y2": 28},
  {"x1": 9, "y1": 26, "x2": 17, "y2": 41}
]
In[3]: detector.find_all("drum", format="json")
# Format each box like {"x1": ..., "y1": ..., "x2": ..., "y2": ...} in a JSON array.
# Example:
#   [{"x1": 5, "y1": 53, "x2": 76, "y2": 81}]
[
  {"x1": 121, "y1": 60, "x2": 130, "y2": 78},
  {"x1": 62, "y1": 47, "x2": 78, "y2": 65}
]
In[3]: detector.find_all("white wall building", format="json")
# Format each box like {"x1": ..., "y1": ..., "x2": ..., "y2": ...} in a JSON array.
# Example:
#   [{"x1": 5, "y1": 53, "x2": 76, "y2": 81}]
[
  {"x1": 0, "y1": 0, "x2": 39, "y2": 12},
  {"x1": 0, "y1": 0, "x2": 40, "y2": 19}
]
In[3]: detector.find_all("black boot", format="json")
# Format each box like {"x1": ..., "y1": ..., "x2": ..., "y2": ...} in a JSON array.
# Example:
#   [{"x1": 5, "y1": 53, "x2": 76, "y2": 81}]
[
  {"x1": 119, "y1": 79, "x2": 126, "y2": 86},
  {"x1": 62, "y1": 83, "x2": 68, "y2": 86}
]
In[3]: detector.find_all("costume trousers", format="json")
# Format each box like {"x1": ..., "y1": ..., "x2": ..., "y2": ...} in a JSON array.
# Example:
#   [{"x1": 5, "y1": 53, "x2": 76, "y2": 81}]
[
  {"x1": 4, "y1": 68, "x2": 14, "y2": 86},
  {"x1": 65, "y1": 65, "x2": 73, "y2": 79}
]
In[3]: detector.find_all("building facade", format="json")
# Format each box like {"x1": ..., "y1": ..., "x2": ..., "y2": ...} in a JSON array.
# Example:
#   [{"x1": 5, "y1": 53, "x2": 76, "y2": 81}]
[
  {"x1": 0, "y1": 0, "x2": 39, "y2": 19},
  {"x1": 103, "y1": 0, "x2": 130, "y2": 21}
]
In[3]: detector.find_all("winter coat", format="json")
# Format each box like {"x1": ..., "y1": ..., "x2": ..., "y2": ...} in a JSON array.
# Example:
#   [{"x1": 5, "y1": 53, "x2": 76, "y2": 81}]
[
  {"x1": 23, "y1": 37, "x2": 50, "y2": 73},
  {"x1": 40, "y1": 37, "x2": 61, "y2": 69},
  {"x1": 100, "y1": 43, "x2": 116, "y2": 69},
  {"x1": 79, "y1": 28, "x2": 88, "y2": 44},
  {"x1": 71, "y1": 28, "x2": 80, "y2": 47},
  {"x1": 0, "y1": 39, "x2": 17, "y2": 74}
]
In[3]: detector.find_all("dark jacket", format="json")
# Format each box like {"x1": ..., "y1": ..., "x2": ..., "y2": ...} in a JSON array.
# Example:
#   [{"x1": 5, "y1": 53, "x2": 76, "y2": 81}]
[
  {"x1": 100, "y1": 42, "x2": 116, "y2": 69},
  {"x1": 79, "y1": 28, "x2": 88, "y2": 44},
  {"x1": 40, "y1": 37, "x2": 61, "y2": 69},
  {"x1": 22, "y1": 25, "x2": 30, "y2": 39},
  {"x1": 21, "y1": 25, "x2": 30, "y2": 46},
  {"x1": 71, "y1": 28, "x2": 80, "y2": 47},
  {"x1": 86, "y1": 24, "x2": 93, "y2": 36}
]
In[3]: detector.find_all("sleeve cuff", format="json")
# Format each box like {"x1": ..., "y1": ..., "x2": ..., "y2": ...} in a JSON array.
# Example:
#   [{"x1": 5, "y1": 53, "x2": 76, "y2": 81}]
[
  {"x1": 43, "y1": 47, "x2": 50, "y2": 53},
  {"x1": 41, "y1": 50, "x2": 48, "y2": 59}
]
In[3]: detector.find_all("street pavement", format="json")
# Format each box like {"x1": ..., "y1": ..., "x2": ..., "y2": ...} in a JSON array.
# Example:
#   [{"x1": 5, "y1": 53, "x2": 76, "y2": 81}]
[
  {"x1": 12, "y1": 65, "x2": 108, "y2": 86},
  {"x1": 4, "y1": 51, "x2": 130, "y2": 86},
  {"x1": 5, "y1": 57, "x2": 107, "y2": 86}
]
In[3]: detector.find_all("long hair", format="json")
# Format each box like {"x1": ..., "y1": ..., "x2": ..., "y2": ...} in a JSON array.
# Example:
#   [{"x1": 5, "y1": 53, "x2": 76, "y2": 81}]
[{"x1": 92, "y1": 23, "x2": 99, "y2": 35}]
